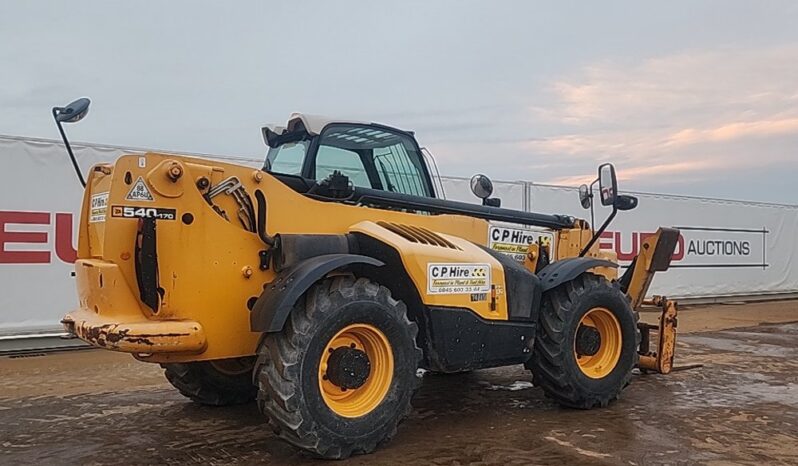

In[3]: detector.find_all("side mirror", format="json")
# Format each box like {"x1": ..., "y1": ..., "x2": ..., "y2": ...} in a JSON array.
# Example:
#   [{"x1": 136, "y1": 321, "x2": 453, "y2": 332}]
[
  {"x1": 52, "y1": 97, "x2": 92, "y2": 188},
  {"x1": 470, "y1": 174, "x2": 494, "y2": 199},
  {"x1": 598, "y1": 163, "x2": 617, "y2": 206},
  {"x1": 615, "y1": 194, "x2": 638, "y2": 211},
  {"x1": 578, "y1": 184, "x2": 591, "y2": 209},
  {"x1": 54, "y1": 98, "x2": 91, "y2": 123}
]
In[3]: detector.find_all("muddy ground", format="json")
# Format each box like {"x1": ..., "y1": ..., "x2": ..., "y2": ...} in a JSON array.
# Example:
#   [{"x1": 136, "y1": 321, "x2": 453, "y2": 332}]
[{"x1": 1, "y1": 300, "x2": 796, "y2": 465}]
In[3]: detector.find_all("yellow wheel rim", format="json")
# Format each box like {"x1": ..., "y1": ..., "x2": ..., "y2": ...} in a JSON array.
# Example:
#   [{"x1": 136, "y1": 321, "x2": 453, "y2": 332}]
[
  {"x1": 318, "y1": 324, "x2": 394, "y2": 418},
  {"x1": 574, "y1": 307, "x2": 622, "y2": 379}
]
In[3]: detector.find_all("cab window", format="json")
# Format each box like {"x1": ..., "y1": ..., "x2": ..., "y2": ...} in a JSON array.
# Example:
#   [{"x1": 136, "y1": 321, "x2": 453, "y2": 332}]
[
  {"x1": 264, "y1": 140, "x2": 308, "y2": 175},
  {"x1": 315, "y1": 125, "x2": 432, "y2": 197},
  {"x1": 315, "y1": 145, "x2": 371, "y2": 188},
  {"x1": 373, "y1": 144, "x2": 428, "y2": 197}
]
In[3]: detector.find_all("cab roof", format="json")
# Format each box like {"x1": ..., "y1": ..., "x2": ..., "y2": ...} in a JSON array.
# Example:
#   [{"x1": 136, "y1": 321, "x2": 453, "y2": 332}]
[{"x1": 262, "y1": 112, "x2": 412, "y2": 147}]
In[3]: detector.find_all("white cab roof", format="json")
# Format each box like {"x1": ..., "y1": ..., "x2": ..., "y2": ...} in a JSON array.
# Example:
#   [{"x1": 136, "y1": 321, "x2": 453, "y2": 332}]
[{"x1": 262, "y1": 112, "x2": 412, "y2": 146}]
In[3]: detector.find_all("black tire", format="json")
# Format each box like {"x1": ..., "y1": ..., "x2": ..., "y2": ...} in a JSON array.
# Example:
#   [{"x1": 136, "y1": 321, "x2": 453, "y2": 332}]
[
  {"x1": 162, "y1": 357, "x2": 257, "y2": 406},
  {"x1": 254, "y1": 276, "x2": 422, "y2": 459},
  {"x1": 527, "y1": 272, "x2": 639, "y2": 409}
]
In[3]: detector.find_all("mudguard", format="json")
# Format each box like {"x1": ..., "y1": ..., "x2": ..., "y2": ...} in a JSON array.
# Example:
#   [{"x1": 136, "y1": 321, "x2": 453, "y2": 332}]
[
  {"x1": 250, "y1": 254, "x2": 384, "y2": 333},
  {"x1": 538, "y1": 257, "x2": 617, "y2": 292}
]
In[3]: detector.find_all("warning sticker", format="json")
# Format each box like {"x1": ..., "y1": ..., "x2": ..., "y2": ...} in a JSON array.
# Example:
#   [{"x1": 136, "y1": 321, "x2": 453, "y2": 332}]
[
  {"x1": 488, "y1": 225, "x2": 554, "y2": 262},
  {"x1": 126, "y1": 177, "x2": 154, "y2": 201},
  {"x1": 89, "y1": 192, "x2": 109, "y2": 223},
  {"x1": 427, "y1": 263, "x2": 491, "y2": 295}
]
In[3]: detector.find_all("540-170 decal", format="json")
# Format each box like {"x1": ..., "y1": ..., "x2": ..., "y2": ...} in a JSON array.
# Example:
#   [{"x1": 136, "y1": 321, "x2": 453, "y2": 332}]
[{"x1": 111, "y1": 205, "x2": 177, "y2": 220}]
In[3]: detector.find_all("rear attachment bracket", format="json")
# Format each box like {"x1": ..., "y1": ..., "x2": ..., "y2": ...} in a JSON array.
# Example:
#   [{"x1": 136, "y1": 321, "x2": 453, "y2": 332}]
[{"x1": 637, "y1": 295, "x2": 678, "y2": 374}]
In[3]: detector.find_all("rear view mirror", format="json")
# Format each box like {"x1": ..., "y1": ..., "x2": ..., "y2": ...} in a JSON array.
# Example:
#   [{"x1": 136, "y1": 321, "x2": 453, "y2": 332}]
[
  {"x1": 615, "y1": 194, "x2": 638, "y2": 211},
  {"x1": 578, "y1": 184, "x2": 591, "y2": 209},
  {"x1": 55, "y1": 98, "x2": 91, "y2": 123},
  {"x1": 470, "y1": 174, "x2": 494, "y2": 199},
  {"x1": 52, "y1": 97, "x2": 92, "y2": 188},
  {"x1": 598, "y1": 163, "x2": 617, "y2": 206}
]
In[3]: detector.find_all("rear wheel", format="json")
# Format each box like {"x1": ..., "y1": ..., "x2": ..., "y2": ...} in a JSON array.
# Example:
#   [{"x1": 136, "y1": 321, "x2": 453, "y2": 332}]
[
  {"x1": 162, "y1": 357, "x2": 257, "y2": 406},
  {"x1": 527, "y1": 273, "x2": 639, "y2": 409},
  {"x1": 254, "y1": 276, "x2": 422, "y2": 459}
]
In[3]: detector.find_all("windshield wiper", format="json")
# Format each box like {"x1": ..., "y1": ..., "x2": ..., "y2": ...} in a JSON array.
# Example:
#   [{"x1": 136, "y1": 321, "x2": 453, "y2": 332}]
[{"x1": 377, "y1": 158, "x2": 398, "y2": 192}]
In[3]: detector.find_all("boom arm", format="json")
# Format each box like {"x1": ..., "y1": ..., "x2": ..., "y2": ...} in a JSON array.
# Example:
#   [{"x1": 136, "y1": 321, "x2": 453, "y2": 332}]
[
  {"x1": 619, "y1": 227, "x2": 680, "y2": 307},
  {"x1": 350, "y1": 185, "x2": 577, "y2": 230}
]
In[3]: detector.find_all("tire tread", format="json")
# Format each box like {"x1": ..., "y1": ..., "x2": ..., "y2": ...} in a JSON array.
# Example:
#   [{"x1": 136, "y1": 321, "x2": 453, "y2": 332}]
[
  {"x1": 528, "y1": 273, "x2": 639, "y2": 409},
  {"x1": 254, "y1": 276, "x2": 421, "y2": 459}
]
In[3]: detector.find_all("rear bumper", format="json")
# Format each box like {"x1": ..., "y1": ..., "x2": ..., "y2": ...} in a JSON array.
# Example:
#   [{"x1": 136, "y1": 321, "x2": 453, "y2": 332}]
[
  {"x1": 64, "y1": 258, "x2": 206, "y2": 354},
  {"x1": 62, "y1": 308, "x2": 206, "y2": 354}
]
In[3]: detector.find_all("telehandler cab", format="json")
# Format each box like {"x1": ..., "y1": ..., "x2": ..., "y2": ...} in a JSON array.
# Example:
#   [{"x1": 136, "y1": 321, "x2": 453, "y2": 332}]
[{"x1": 56, "y1": 98, "x2": 680, "y2": 459}]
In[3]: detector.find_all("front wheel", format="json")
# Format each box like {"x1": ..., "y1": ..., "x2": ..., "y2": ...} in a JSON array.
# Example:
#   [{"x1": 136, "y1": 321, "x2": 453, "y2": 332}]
[
  {"x1": 254, "y1": 277, "x2": 422, "y2": 459},
  {"x1": 527, "y1": 273, "x2": 639, "y2": 409}
]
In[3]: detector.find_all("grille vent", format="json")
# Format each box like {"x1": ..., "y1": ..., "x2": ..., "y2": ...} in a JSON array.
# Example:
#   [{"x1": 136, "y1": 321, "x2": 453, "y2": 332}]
[{"x1": 377, "y1": 222, "x2": 461, "y2": 250}]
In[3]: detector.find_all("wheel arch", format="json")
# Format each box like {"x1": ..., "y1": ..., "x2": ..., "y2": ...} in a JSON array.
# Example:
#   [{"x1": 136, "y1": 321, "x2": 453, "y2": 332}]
[
  {"x1": 250, "y1": 254, "x2": 384, "y2": 333},
  {"x1": 538, "y1": 257, "x2": 618, "y2": 292}
]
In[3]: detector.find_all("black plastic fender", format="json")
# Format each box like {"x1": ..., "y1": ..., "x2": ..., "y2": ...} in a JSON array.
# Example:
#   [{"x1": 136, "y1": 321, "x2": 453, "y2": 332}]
[
  {"x1": 537, "y1": 257, "x2": 617, "y2": 292},
  {"x1": 250, "y1": 254, "x2": 384, "y2": 333}
]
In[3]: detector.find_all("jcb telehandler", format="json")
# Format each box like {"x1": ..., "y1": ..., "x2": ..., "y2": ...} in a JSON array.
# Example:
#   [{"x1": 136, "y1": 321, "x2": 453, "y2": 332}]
[{"x1": 55, "y1": 98, "x2": 680, "y2": 459}]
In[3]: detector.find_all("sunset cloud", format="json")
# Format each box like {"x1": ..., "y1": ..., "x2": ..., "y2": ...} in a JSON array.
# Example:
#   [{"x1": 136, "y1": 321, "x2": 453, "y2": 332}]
[
  {"x1": 529, "y1": 46, "x2": 798, "y2": 190},
  {"x1": 664, "y1": 117, "x2": 798, "y2": 147},
  {"x1": 547, "y1": 160, "x2": 722, "y2": 187}
]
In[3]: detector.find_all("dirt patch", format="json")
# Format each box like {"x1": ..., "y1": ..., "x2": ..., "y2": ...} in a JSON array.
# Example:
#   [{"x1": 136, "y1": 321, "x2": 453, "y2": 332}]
[{"x1": 0, "y1": 302, "x2": 796, "y2": 465}]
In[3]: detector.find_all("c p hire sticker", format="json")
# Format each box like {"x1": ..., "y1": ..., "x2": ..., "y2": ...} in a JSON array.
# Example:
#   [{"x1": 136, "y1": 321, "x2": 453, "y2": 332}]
[
  {"x1": 427, "y1": 263, "x2": 491, "y2": 295},
  {"x1": 89, "y1": 192, "x2": 109, "y2": 223},
  {"x1": 488, "y1": 225, "x2": 554, "y2": 262}
]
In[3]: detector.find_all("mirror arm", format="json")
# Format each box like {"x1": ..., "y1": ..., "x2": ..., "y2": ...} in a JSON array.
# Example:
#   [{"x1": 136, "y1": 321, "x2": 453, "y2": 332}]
[
  {"x1": 579, "y1": 203, "x2": 617, "y2": 257},
  {"x1": 588, "y1": 179, "x2": 598, "y2": 235},
  {"x1": 52, "y1": 107, "x2": 86, "y2": 188}
]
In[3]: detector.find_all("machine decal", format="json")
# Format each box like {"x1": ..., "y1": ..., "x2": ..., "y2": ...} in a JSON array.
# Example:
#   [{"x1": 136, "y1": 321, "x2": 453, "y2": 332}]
[
  {"x1": 427, "y1": 263, "x2": 491, "y2": 295},
  {"x1": 125, "y1": 177, "x2": 154, "y2": 201},
  {"x1": 111, "y1": 205, "x2": 176, "y2": 220},
  {"x1": 470, "y1": 292, "x2": 487, "y2": 302},
  {"x1": 89, "y1": 192, "x2": 109, "y2": 223},
  {"x1": 488, "y1": 225, "x2": 554, "y2": 262}
]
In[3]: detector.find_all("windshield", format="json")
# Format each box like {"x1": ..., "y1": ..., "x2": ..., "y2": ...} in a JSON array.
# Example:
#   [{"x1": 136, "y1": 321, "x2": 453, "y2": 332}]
[
  {"x1": 315, "y1": 124, "x2": 432, "y2": 197},
  {"x1": 263, "y1": 123, "x2": 433, "y2": 197}
]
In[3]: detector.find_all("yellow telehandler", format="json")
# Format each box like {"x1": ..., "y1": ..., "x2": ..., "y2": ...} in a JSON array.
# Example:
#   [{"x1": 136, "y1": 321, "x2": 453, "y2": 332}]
[{"x1": 54, "y1": 98, "x2": 679, "y2": 459}]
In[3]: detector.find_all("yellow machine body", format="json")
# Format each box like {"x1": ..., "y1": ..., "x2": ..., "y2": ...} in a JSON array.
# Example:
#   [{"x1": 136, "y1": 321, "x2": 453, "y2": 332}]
[
  {"x1": 63, "y1": 152, "x2": 617, "y2": 364},
  {"x1": 54, "y1": 108, "x2": 683, "y2": 460}
]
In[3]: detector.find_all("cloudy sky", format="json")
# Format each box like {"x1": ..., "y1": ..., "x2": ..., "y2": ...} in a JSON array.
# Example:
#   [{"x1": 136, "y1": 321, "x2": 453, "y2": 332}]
[{"x1": 2, "y1": 1, "x2": 797, "y2": 203}]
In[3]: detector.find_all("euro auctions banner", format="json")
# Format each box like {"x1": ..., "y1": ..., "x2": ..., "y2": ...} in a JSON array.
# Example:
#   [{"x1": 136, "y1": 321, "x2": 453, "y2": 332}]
[
  {"x1": 526, "y1": 184, "x2": 798, "y2": 299},
  {"x1": 1, "y1": 135, "x2": 797, "y2": 336},
  {"x1": 441, "y1": 178, "x2": 798, "y2": 298}
]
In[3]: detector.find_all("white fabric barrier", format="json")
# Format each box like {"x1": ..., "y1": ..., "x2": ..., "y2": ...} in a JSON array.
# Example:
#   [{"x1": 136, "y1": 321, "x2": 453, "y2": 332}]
[
  {"x1": 527, "y1": 184, "x2": 798, "y2": 299},
  {"x1": 440, "y1": 176, "x2": 526, "y2": 210},
  {"x1": 1, "y1": 134, "x2": 796, "y2": 335}
]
